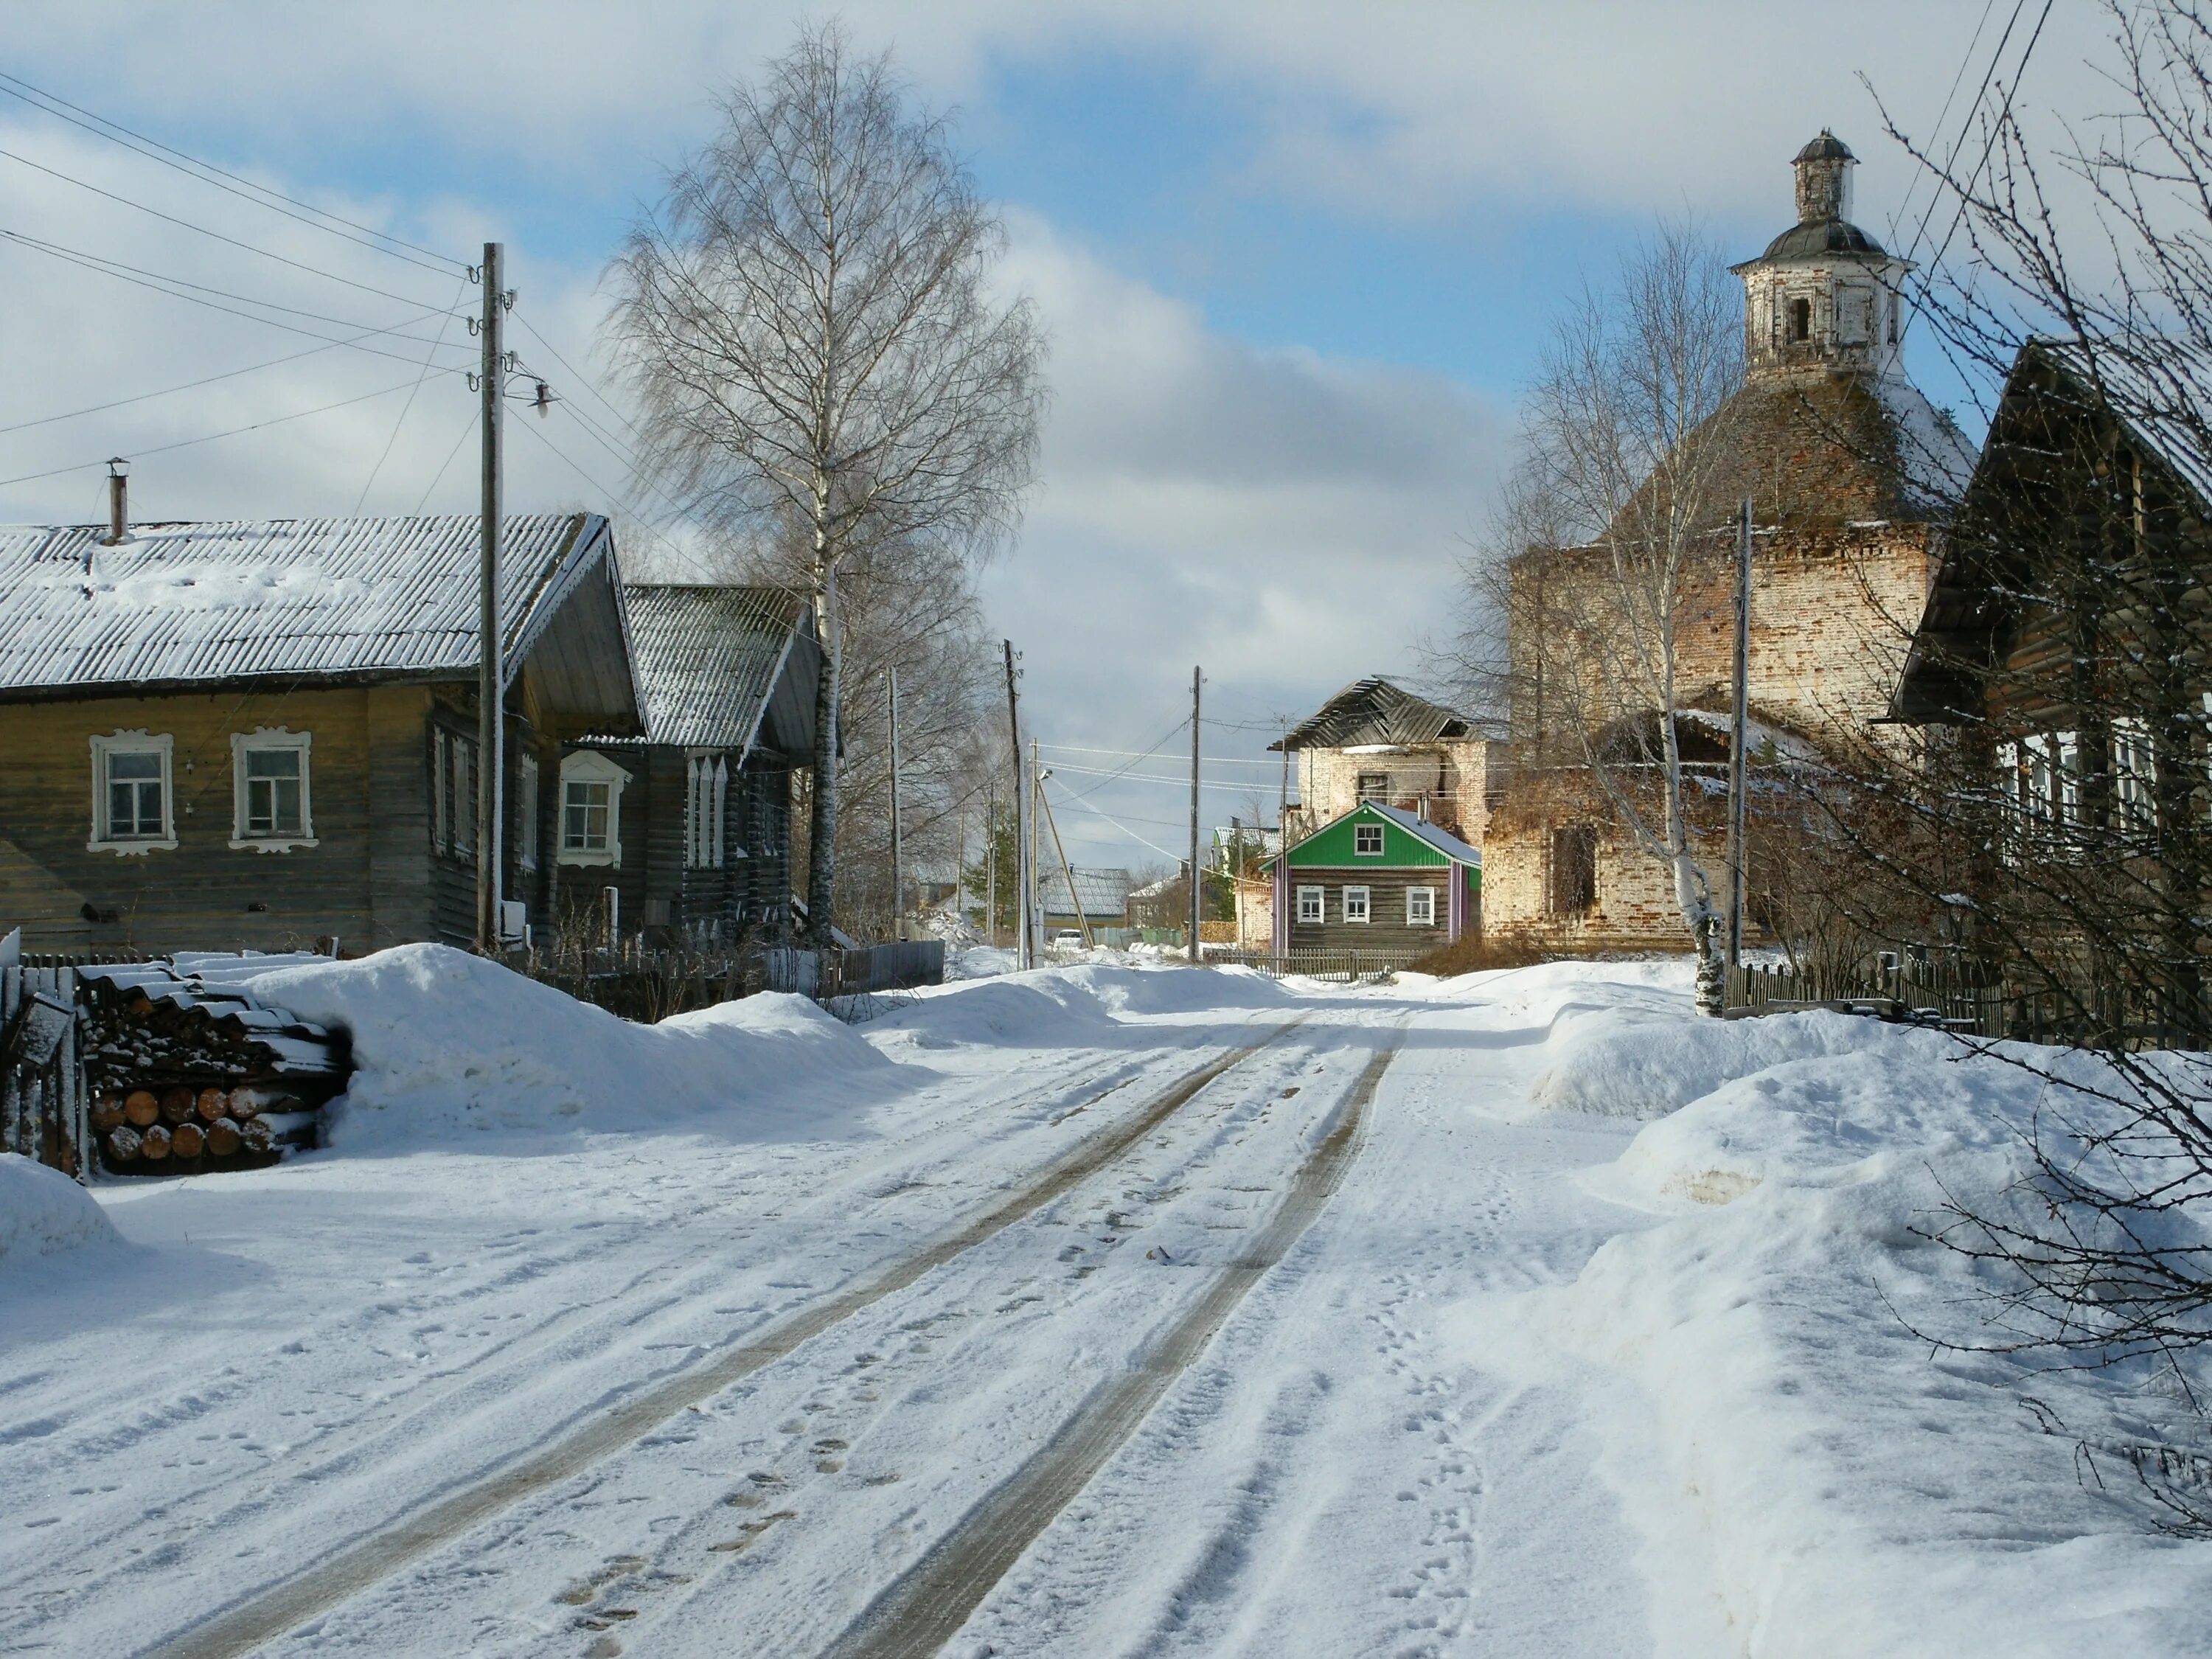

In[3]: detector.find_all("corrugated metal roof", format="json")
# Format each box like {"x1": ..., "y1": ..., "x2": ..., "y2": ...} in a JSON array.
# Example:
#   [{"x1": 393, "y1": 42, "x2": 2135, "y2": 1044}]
[
  {"x1": 619, "y1": 584, "x2": 808, "y2": 748},
  {"x1": 0, "y1": 514, "x2": 614, "y2": 698},
  {"x1": 1273, "y1": 676, "x2": 1476, "y2": 751},
  {"x1": 1039, "y1": 866, "x2": 1133, "y2": 919}
]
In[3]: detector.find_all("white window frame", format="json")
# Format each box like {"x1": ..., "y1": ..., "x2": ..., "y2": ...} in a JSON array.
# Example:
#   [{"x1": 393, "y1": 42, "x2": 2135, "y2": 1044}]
[
  {"x1": 2112, "y1": 717, "x2": 2157, "y2": 838},
  {"x1": 558, "y1": 750, "x2": 630, "y2": 867},
  {"x1": 1353, "y1": 821, "x2": 1385, "y2": 858},
  {"x1": 685, "y1": 751, "x2": 729, "y2": 870},
  {"x1": 1343, "y1": 885, "x2": 1371, "y2": 924},
  {"x1": 1406, "y1": 886, "x2": 1436, "y2": 927},
  {"x1": 229, "y1": 727, "x2": 315, "y2": 852},
  {"x1": 1295, "y1": 884, "x2": 1324, "y2": 924},
  {"x1": 517, "y1": 753, "x2": 540, "y2": 871},
  {"x1": 88, "y1": 730, "x2": 175, "y2": 854}
]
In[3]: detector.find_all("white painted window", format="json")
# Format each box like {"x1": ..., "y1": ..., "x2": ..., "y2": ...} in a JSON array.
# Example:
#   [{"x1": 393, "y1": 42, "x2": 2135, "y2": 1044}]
[
  {"x1": 518, "y1": 754, "x2": 540, "y2": 871},
  {"x1": 1343, "y1": 885, "x2": 1371, "y2": 923},
  {"x1": 558, "y1": 750, "x2": 629, "y2": 866},
  {"x1": 230, "y1": 728, "x2": 313, "y2": 850},
  {"x1": 686, "y1": 752, "x2": 728, "y2": 870},
  {"x1": 89, "y1": 731, "x2": 175, "y2": 853},
  {"x1": 450, "y1": 732, "x2": 475, "y2": 855},
  {"x1": 1354, "y1": 822, "x2": 1384, "y2": 857},
  {"x1": 1406, "y1": 886, "x2": 1436, "y2": 926},
  {"x1": 2112, "y1": 717, "x2": 2157, "y2": 836},
  {"x1": 1295, "y1": 885, "x2": 1324, "y2": 924}
]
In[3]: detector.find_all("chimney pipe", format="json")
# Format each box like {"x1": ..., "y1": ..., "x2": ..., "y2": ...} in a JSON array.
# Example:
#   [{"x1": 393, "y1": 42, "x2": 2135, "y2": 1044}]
[{"x1": 105, "y1": 457, "x2": 129, "y2": 546}]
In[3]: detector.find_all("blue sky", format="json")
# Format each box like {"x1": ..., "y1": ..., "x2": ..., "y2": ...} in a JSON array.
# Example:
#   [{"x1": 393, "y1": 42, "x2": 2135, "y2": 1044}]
[{"x1": 0, "y1": 1, "x2": 2101, "y2": 867}]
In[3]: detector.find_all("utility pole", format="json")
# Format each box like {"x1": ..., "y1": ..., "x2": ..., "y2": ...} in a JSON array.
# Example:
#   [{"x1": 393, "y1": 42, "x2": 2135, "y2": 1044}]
[
  {"x1": 1030, "y1": 740, "x2": 1044, "y2": 960},
  {"x1": 1189, "y1": 665, "x2": 1202, "y2": 964},
  {"x1": 1039, "y1": 776, "x2": 1093, "y2": 949},
  {"x1": 474, "y1": 241, "x2": 512, "y2": 956},
  {"x1": 1003, "y1": 641, "x2": 1030, "y2": 970},
  {"x1": 985, "y1": 784, "x2": 997, "y2": 947},
  {"x1": 1725, "y1": 495, "x2": 1752, "y2": 970},
  {"x1": 888, "y1": 667, "x2": 903, "y2": 941}
]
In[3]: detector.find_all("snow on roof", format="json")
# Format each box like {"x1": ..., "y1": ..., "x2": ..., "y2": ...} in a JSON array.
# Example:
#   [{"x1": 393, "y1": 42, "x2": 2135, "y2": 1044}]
[
  {"x1": 1040, "y1": 866, "x2": 1133, "y2": 917},
  {"x1": 1872, "y1": 374, "x2": 1978, "y2": 512},
  {"x1": 619, "y1": 583, "x2": 810, "y2": 749},
  {"x1": 1273, "y1": 676, "x2": 1480, "y2": 751},
  {"x1": 2032, "y1": 336, "x2": 2212, "y2": 508},
  {"x1": 0, "y1": 513, "x2": 622, "y2": 701},
  {"x1": 1363, "y1": 801, "x2": 1481, "y2": 864}
]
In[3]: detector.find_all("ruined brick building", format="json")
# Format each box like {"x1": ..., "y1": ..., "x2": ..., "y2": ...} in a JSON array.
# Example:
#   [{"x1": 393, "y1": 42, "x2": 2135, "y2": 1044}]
[{"x1": 1482, "y1": 131, "x2": 1975, "y2": 950}]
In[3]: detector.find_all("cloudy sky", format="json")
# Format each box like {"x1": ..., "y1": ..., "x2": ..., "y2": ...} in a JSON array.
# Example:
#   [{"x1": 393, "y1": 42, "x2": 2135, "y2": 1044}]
[{"x1": 0, "y1": 2, "x2": 2111, "y2": 866}]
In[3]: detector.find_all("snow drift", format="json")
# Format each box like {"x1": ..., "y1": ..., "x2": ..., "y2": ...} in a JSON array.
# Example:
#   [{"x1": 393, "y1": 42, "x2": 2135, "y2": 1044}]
[
  {"x1": 1521, "y1": 1006, "x2": 2212, "y2": 1656},
  {"x1": 0, "y1": 1154, "x2": 120, "y2": 1266},
  {"x1": 239, "y1": 943, "x2": 911, "y2": 1148}
]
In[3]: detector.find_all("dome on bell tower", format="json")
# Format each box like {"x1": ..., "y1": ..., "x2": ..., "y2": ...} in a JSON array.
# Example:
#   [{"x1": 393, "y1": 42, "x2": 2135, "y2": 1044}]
[{"x1": 1731, "y1": 130, "x2": 1912, "y2": 380}]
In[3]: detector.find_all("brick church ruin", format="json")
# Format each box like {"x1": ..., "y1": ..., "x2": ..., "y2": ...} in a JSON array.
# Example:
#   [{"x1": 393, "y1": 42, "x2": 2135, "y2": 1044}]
[{"x1": 1480, "y1": 131, "x2": 1975, "y2": 950}]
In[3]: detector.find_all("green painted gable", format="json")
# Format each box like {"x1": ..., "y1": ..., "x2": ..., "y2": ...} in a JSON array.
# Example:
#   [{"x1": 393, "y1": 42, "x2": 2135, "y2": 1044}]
[{"x1": 1284, "y1": 802, "x2": 1465, "y2": 870}]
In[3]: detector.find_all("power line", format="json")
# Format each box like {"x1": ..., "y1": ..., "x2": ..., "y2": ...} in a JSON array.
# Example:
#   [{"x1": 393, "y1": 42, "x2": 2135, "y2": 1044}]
[
  {"x1": 355, "y1": 274, "x2": 473, "y2": 514},
  {"x1": 0, "y1": 312, "x2": 458, "y2": 437},
  {"x1": 0, "y1": 70, "x2": 465, "y2": 276},
  {"x1": 1038, "y1": 742, "x2": 1277, "y2": 765},
  {"x1": 1048, "y1": 790, "x2": 1189, "y2": 861},
  {"x1": 0, "y1": 228, "x2": 475, "y2": 364},
  {"x1": 0, "y1": 143, "x2": 459, "y2": 308},
  {"x1": 0, "y1": 376, "x2": 424, "y2": 490},
  {"x1": 411, "y1": 406, "x2": 479, "y2": 515},
  {"x1": 1047, "y1": 760, "x2": 1283, "y2": 791}
]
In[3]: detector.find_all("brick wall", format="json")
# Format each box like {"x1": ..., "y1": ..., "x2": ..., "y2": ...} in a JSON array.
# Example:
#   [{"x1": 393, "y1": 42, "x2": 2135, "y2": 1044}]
[{"x1": 1291, "y1": 737, "x2": 1498, "y2": 845}]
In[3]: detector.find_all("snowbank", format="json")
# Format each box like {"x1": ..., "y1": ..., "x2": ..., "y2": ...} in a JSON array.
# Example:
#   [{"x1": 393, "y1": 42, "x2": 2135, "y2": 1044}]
[
  {"x1": 1515, "y1": 1006, "x2": 2212, "y2": 1655},
  {"x1": 0, "y1": 1155, "x2": 120, "y2": 1266},
  {"x1": 240, "y1": 944, "x2": 909, "y2": 1149}
]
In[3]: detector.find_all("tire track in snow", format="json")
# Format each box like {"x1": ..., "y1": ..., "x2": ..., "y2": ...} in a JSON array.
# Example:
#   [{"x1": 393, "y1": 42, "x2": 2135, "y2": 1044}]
[
  {"x1": 816, "y1": 1027, "x2": 1400, "y2": 1659},
  {"x1": 133, "y1": 1021, "x2": 1306, "y2": 1659}
]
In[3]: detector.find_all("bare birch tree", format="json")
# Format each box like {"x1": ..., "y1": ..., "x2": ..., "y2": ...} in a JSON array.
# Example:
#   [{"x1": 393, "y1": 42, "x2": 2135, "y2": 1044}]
[
  {"x1": 1481, "y1": 221, "x2": 1745, "y2": 1007},
  {"x1": 611, "y1": 23, "x2": 1046, "y2": 945}
]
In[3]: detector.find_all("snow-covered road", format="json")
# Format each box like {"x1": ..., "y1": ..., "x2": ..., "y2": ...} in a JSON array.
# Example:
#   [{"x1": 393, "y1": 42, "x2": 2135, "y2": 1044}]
[{"x1": 5, "y1": 950, "x2": 2208, "y2": 1658}]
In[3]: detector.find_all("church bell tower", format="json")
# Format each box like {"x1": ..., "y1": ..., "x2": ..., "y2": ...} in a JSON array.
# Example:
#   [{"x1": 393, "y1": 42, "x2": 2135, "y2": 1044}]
[{"x1": 1731, "y1": 131, "x2": 1913, "y2": 380}]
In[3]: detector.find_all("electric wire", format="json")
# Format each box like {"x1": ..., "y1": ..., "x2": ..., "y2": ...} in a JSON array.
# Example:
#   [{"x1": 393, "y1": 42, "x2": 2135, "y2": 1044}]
[
  {"x1": 1038, "y1": 742, "x2": 1277, "y2": 765},
  {"x1": 0, "y1": 70, "x2": 465, "y2": 275},
  {"x1": 0, "y1": 376, "x2": 424, "y2": 490},
  {"x1": 0, "y1": 143, "x2": 461, "y2": 308},
  {"x1": 0, "y1": 228, "x2": 475, "y2": 363},
  {"x1": 354, "y1": 274, "x2": 472, "y2": 514},
  {"x1": 411, "y1": 406, "x2": 479, "y2": 515}
]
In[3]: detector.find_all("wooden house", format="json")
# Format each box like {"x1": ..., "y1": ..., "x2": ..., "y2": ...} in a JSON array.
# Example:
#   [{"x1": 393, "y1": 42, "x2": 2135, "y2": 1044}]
[
  {"x1": 1037, "y1": 866, "x2": 1132, "y2": 934},
  {"x1": 554, "y1": 585, "x2": 819, "y2": 945},
  {"x1": 1266, "y1": 801, "x2": 1480, "y2": 956},
  {"x1": 0, "y1": 513, "x2": 640, "y2": 955}
]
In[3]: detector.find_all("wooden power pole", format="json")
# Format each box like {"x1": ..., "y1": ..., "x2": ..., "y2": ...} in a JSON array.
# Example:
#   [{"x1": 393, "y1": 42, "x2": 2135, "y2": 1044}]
[
  {"x1": 1003, "y1": 641, "x2": 1029, "y2": 969},
  {"x1": 1725, "y1": 495, "x2": 1752, "y2": 970},
  {"x1": 888, "y1": 667, "x2": 903, "y2": 940},
  {"x1": 1189, "y1": 665, "x2": 1202, "y2": 964},
  {"x1": 474, "y1": 241, "x2": 509, "y2": 956}
]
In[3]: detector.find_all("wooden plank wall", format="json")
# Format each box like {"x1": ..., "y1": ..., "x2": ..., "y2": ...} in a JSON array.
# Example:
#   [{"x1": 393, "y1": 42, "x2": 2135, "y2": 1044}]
[
  {"x1": 1284, "y1": 866, "x2": 1459, "y2": 956},
  {"x1": 1, "y1": 959, "x2": 88, "y2": 1180}
]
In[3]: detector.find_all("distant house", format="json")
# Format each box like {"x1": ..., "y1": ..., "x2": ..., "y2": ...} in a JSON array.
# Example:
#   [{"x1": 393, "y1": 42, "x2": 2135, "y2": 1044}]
[
  {"x1": 1038, "y1": 866, "x2": 1131, "y2": 933},
  {"x1": 1273, "y1": 676, "x2": 1501, "y2": 849},
  {"x1": 555, "y1": 585, "x2": 818, "y2": 946},
  {"x1": 1266, "y1": 800, "x2": 1480, "y2": 956},
  {"x1": 0, "y1": 513, "x2": 639, "y2": 953}
]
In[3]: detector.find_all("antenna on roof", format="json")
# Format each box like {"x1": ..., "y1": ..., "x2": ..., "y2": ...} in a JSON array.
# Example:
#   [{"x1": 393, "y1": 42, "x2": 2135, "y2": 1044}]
[{"x1": 104, "y1": 456, "x2": 129, "y2": 547}]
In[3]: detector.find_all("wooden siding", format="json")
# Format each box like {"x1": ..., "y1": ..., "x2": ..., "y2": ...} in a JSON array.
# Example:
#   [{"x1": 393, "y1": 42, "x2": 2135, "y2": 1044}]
[
  {"x1": 1285, "y1": 805, "x2": 1454, "y2": 869},
  {"x1": 1283, "y1": 867, "x2": 1462, "y2": 955}
]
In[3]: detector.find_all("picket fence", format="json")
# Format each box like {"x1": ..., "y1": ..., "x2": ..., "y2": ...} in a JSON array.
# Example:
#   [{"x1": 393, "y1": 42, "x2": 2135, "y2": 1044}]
[{"x1": 1, "y1": 931, "x2": 88, "y2": 1180}]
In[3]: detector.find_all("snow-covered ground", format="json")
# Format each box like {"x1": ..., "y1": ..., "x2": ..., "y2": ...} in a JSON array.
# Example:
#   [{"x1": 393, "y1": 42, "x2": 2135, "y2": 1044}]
[{"x1": 3, "y1": 948, "x2": 2208, "y2": 1658}]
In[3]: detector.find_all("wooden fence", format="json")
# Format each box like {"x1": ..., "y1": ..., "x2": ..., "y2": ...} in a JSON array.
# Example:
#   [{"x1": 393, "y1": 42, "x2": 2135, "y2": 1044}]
[
  {"x1": 1206, "y1": 950, "x2": 1414, "y2": 984},
  {"x1": 1725, "y1": 959, "x2": 2202, "y2": 1048},
  {"x1": 529, "y1": 938, "x2": 947, "y2": 1020},
  {"x1": 1, "y1": 931, "x2": 88, "y2": 1180}
]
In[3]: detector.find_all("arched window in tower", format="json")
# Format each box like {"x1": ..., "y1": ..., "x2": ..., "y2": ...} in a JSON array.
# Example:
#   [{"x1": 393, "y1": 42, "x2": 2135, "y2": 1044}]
[
  {"x1": 1887, "y1": 295, "x2": 1899, "y2": 345},
  {"x1": 1791, "y1": 296, "x2": 1812, "y2": 342}
]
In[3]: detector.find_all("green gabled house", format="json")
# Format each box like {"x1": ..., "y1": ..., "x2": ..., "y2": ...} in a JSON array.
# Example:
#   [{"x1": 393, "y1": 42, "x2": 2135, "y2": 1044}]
[{"x1": 1266, "y1": 800, "x2": 1480, "y2": 955}]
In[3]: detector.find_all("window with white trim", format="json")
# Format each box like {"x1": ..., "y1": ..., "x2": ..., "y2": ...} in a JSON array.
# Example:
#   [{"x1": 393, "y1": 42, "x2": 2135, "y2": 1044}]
[
  {"x1": 2112, "y1": 717, "x2": 2157, "y2": 838},
  {"x1": 1996, "y1": 730, "x2": 2082, "y2": 855},
  {"x1": 1353, "y1": 822, "x2": 1384, "y2": 856},
  {"x1": 558, "y1": 751, "x2": 629, "y2": 866},
  {"x1": 517, "y1": 754, "x2": 540, "y2": 871},
  {"x1": 89, "y1": 731, "x2": 175, "y2": 853},
  {"x1": 431, "y1": 727, "x2": 479, "y2": 856},
  {"x1": 1343, "y1": 885, "x2": 1370, "y2": 923},
  {"x1": 1406, "y1": 886, "x2": 1436, "y2": 926},
  {"x1": 1295, "y1": 884, "x2": 1324, "y2": 924},
  {"x1": 686, "y1": 752, "x2": 728, "y2": 869},
  {"x1": 230, "y1": 728, "x2": 313, "y2": 849}
]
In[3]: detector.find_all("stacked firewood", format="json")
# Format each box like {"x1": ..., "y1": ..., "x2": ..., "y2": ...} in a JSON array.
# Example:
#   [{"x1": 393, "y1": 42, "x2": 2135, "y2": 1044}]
[{"x1": 77, "y1": 961, "x2": 348, "y2": 1174}]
